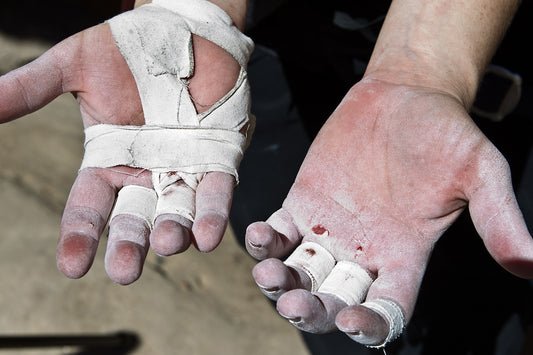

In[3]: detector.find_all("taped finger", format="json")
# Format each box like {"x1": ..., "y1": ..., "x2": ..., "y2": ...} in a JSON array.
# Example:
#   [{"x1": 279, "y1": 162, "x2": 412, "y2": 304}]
[
  {"x1": 105, "y1": 185, "x2": 157, "y2": 284},
  {"x1": 110, "y1": 185, "x2": 158, "y2": 228},
  {"x1": 153, "y1": 171, "x2": 201, "y2": 222},
  {"x1": 284, "y1": 241, "x2": 336, "y2": 292},
  {"x1": 106, "y1": 214, "x2": 151, "y2": 285},
  {"x1": 318, "y1": 260, "x2": 373, "y2": 306},
  {"x1": 360, "y1": 298, "x2": 405, "y2": 348},
  {"x1": 150, "y1": 171, "x2": 198, "y2": 255},
  {"x1": 277, "y1": 259, "x2": 373, "y2": 334}
]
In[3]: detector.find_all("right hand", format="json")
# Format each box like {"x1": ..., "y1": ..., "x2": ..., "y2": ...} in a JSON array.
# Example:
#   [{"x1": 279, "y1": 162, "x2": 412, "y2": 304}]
[
  {"x1": 246, "y1": 76, "x2": 533, "y2": 346},
  {"x1": 0, "y1": 17, "x2": 242, "y2": 285}
]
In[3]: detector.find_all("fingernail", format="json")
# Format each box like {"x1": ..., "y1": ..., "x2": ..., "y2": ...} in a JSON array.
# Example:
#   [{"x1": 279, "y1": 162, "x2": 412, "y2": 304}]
[
  {"x1": 256, "y1": 284, "x2": 283, "y2": 300},
  {"x1": 337, "y1": 324, "x2": 360, "y2": 336},
  {"x1": 248, "y1": 241, "x2": 262, "y2": 249},
  {"x1": 262, "y1": 286, "x2": 279, "y2": 292},
  {"x1": 287, "y1": 317, "x2": 302, "y2": 324},
  {"x1": 255, "y1": 282, "x2": 279, "y2": 293},
  {"x1": 345, "y1": 331, "x2": 361, "y2": 336}
]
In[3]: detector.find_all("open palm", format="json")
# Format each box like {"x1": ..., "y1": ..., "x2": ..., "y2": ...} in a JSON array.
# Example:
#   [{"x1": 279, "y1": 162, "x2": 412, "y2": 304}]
[
  {"x1": 246, "y1": 77, "x2": 533, "y2": 346},
  {"x1": 0, "y1": 20, "x2": 242, "y2": 285}
]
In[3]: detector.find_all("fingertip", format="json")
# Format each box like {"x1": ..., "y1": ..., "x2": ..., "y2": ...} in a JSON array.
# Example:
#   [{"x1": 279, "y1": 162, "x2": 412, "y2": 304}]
[
  {"x1": 191, "y1": 211, "x2": 227, "y2": 252},
  {"x1": 106, "y1": 215, "x2": 150, "y2": 285},
  {"x1": 56, "y1": 234, "x2": 98, "y2": 279},
  {"x1": 151, "y1": 214, "x2": 192, "y2": 256},
  {"x1": 245, "y1": 222, "x2": 280, "y2": 259},
  {"x1": 277, "y1": 289, "x2": 318, "y2": 322},
  {"x1": 245, "y1": 209, "x2": 301, "y2": 260},
  {"x1": 105, "y1": 241, "x2": 146, "y2": 285},
  {"x1": 193, "y1": 171, "x2": 233, "y2": 253},
  {"x1": 336, "y1": 305, "x2": 389, "y2": 347},
  {"x1": 277, "y1": 290, "x2": 342, "y2": 333},
  {"x1": 252, "y1": 258, "x2": 295, "y2": 300}
]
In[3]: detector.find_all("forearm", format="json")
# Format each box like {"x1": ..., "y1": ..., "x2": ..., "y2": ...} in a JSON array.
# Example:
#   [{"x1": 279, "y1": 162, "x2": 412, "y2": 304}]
[
  {"x1": 133, "y1": 0, "x2": 248, "y2": 30},
  {"x1": 365, "y1": 0, "x2": 520, "y2": 108}
]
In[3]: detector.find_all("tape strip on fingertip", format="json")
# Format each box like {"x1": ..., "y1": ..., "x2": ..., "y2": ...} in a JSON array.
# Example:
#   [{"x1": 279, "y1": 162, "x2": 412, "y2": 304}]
[
  {"x1": 110, "y1": 185, "x2": 158, "y2": 229},
  {"x1": 317, "y1": 261, "x2": 373, "y2": 306},
  {"x1": 284, "y1": 242, "x2": 335, "y2": 292},
  {"x1": 362, "y1": 298, "x2": 405, "y2": 348}
]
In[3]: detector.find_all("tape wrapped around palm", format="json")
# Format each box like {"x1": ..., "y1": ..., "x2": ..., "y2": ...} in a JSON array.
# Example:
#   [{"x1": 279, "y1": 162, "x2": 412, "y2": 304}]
[{"x1": 0, "y1": 0, "x2": 254, "y2": 285}]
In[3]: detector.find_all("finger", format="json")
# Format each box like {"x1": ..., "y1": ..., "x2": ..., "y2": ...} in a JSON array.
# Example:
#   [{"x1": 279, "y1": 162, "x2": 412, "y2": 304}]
[
  {"x1": 151, "y1": 214, "x2": 193, "y2": 256},
  {"x1": 277, "y1": 290, "x2": 346, "y2": 334},
  {"x1": 0, "y1": 44, "x2": 65, "y2": 122},
  {"x1": 106, "y1": 215, "x2": 151, "y2": 285},
  {"x1": 57, "y1": 168, "x2": 115, "y2": 279},
  {"x1": 467, "y1": 150, "x2": 533, "y2": 278},
  {"x1": 105, "y1": 185, "x2": 157, "y2": 285},
  {"x1": 151, "y1": 172, "x2": 195, "y2": 256},
  {"x1": 335, "y1": 304, "x2": 390, "y2": 347},
  {"x1": 246, "y1": 208, "x2": 302, "y2": 260},
  {"x1": 252, "y1": 258, "x2": 312, "y2": 300},
  {"x1": 192, "y1": 172, "x2": 234, "y2": 252},
  {"x1": 252, "y1": 241, "x2": 336, "y2": 300},
  {"x1": 277, "y1": 260, "x2": 373, "y2": 334},
  {"x1": 336, "y1": 263, "x2": 426, "y2": 347}
]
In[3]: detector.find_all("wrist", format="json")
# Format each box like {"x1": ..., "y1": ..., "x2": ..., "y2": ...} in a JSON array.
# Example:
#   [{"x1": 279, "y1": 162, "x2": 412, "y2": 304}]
[
  {"x1": 364, "y1": 0, "x2": 520, "y2": 109},
  {"x1": 364, "y1": 47, "x2": 479, "y2": 108},
  {"x1": 133, "y1": 0, "x2": 247, "y2": 30}
]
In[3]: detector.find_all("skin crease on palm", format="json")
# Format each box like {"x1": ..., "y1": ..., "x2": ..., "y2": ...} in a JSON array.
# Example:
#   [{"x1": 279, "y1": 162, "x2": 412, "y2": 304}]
[{"x1": 0, "y1": 22, "x2": 242, "y2": 285}]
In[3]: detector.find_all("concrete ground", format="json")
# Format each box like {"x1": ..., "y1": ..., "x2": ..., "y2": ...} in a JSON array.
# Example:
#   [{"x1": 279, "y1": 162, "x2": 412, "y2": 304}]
[{"x1": 0, "y1": 31, "x2": 310, "y2": 355}]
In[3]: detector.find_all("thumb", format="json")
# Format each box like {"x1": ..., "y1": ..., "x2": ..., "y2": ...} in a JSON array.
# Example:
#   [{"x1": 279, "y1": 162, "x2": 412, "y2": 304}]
[
  {"x1": 0, "y1": 42, "x2": 67, "y2": 123},
  {"x1": 467, "y1": 147, "x2": 533, "y2": 278}
]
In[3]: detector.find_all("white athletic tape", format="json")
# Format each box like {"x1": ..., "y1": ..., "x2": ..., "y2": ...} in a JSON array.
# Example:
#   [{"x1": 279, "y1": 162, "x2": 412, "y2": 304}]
[
  {"x1": 81, "y1": 0, "x2": 254, "y2": 223},
  {"x1": 152, "y1": 171, "x2": 202, "y2": 222},
  {"x1": 284, "y1": 242, "x2": 336, "y2": 292},
  {"x1": 317, "y1": 261, "x2": 372, "y2": 306},
  {"x1": 81, "y1": 124, "x2": 247, "y2": 179},
  {"x1": 110, "y1": 185, "x2": 158, "y2": 228},
  {"x1": 82, "y1": 0, "x2": 254, "y2": 177},
  {"x1": 362, "y1": 298, "x2": 405, "y2": 348},
  {"x1": 152, "y1": 0, "x2": 253, "y2": 68}
]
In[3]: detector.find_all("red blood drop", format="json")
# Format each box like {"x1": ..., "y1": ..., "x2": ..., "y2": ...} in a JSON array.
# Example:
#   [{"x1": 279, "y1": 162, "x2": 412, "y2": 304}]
[{"x1": 312, "y1": 224, "x2": 327, "y2": 235}]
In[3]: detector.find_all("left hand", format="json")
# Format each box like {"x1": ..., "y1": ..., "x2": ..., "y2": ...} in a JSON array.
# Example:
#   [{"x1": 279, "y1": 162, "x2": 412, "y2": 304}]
[{"x1": 246, "y1": 77, "x2": 533, "y2": 346}]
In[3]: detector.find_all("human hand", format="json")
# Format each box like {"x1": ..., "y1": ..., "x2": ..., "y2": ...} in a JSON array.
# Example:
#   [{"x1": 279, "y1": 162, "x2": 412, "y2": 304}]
[
  {"x1": 246, "y1": 77, "x2": 533, "y2": 347},
  {"x1": 0, "y1": 1, "x2": 253, "y2": 285}
]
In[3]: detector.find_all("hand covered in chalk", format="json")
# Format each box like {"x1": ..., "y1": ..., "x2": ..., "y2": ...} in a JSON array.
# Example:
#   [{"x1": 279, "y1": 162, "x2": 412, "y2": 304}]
[
  {"x1": 246, "y1": 77, "x2": 533, "y2": 347},
  {"x1": 0, "y1": 1, "x2": 254, "y2": 285}
]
